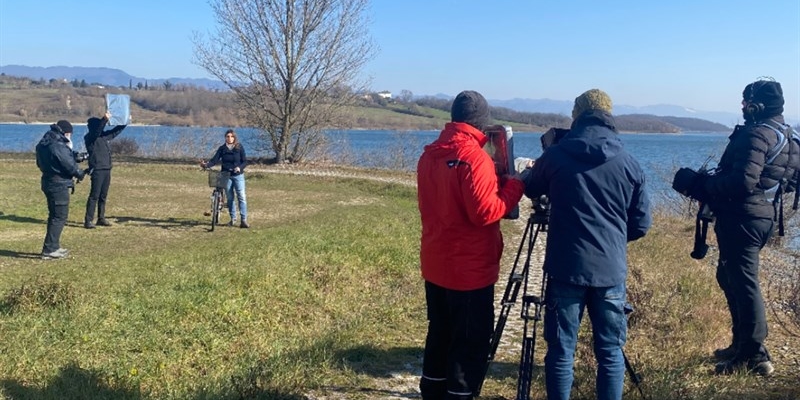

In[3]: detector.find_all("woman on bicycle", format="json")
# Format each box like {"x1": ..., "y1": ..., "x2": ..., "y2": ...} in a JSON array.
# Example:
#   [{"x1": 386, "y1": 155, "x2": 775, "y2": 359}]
[{"x1": 200, "y1": 129, "x2": 249, "y2": 228}]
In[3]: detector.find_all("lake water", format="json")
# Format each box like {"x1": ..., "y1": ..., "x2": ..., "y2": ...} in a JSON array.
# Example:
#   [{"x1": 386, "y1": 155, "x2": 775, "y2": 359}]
[
  {"x1": 0, "y1": 123, "x2": 731, "y2": 202},
  {"x1": 5, "y1": 123, "x2": 799, "y2": 249}
]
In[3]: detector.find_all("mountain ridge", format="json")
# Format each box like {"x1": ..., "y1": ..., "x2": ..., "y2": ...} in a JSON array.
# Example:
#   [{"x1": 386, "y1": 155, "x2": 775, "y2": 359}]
[{"x1": 0, "y1": 64, "x2": 227, "y2": 91}]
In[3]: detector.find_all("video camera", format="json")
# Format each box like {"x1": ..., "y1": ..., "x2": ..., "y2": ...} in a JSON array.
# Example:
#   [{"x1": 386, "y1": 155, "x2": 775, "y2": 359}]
[
  {"x1": 530, "y1": 194, "x2": 551, "y2": 226},
  {"x1": 540, "y1": 127, "x2": 569, "y2": 150},
  {"x1": 73, "y1": 151, "x2": 89, "y2": 163},
  {"x1": 672, "y1": 163, "x2": 719, "y2": 260}
]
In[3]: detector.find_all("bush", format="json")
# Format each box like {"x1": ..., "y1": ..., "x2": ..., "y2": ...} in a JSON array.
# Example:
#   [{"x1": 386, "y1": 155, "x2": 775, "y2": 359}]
[{"x1": 110, "y1": 137, "x2": 139, "y2": 155}]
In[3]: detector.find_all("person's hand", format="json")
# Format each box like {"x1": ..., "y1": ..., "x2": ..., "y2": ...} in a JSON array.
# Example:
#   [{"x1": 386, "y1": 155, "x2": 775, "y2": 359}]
[
  {"x1": 514, "y1": 157, "x2": 535, "y2": 173},
  {"x1": 234, "y1": 167, "x2": 241, "y2": 173},
  {"x1": 200, "y1": 160, "x2": 208, "y2": 168},
  {"x1": 76, "y1": 168, "x2": 86, "y2": 182},
  {"x1": 104, "y1": 111, "x2": 111, "y2": 120}
]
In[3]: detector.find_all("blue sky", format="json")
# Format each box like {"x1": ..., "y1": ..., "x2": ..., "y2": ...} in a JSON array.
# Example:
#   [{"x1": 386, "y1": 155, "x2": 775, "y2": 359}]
[{"x1": 1, "y1": 0, "x2": 798, "y2": 119}]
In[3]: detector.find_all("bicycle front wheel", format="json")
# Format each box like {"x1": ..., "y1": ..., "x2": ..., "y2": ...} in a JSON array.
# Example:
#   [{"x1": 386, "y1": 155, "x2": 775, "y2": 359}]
[{"x1": 211, "y1": 190, "x2": 222, "y2": 231}]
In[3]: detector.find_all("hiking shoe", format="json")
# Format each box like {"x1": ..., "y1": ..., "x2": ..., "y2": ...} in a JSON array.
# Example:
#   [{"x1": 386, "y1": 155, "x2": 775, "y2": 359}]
[
  {"x1": 240, "y1": 220, "x2": 250, "y2": 229},
  {"x1": 227, "y1": 220, "x2": 236, "y2": 227},
  {"x1": 41, "y1": 248, "x2": 69, "y2": 260},
  {"x1": 97, "y1": 219, "x2": 112, "y2": 226},
  {"x1": 713, "y1": 344, "x2": 738, "y2": 360},
  {"x1": 84, "y1": 222, "x2": 95, "y2": 229},
  {"x1": 751, "y1": 360, "x2": 775, "y2": 376},
  {"x1": 715, "y1": 358, "x2": 774, "y2": 377}
]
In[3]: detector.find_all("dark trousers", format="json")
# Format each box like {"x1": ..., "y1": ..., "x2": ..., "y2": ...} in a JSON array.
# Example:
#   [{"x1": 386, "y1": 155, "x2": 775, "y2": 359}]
[
  {"x1": 714, "y1": 214, "x2": 773, "y2": 361},
  {"x1": 43, "y1": 187, "x2": 70, "y2": 253},
  {"x1": 420, "y1": 281, "x2": 493, "y2": 400},
  {"x1": 85, "y1": 169, "x2": 111, "y2": 223}
]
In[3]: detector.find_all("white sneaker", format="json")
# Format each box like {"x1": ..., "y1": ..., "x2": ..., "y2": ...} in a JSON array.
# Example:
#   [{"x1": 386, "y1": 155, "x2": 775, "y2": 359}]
[{"x1": 41, "y1": 248, "x2": 69, "y2": 260}]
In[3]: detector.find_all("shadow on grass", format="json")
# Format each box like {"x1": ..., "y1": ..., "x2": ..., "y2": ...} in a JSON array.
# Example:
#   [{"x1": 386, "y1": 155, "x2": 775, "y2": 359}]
[
  {"x1": 0, "y1": 212, "x2": 45, "y2": 225},
  {"x1": 83, "y1": 216, "x2": 204, "y2": 230},
  {"x1": 0, "y1": 249, "x2": 44, "y2": 259},
  {"x1": 1, "y1": 362, "x2": 307, "y2": 400},
  {"x1": 1, "y1": 362, "x2": 141, "y2": 400}
]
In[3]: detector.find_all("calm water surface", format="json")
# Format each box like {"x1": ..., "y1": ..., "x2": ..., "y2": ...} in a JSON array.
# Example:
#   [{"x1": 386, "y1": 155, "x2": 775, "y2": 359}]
[
  {"x1": 0, "y1": 123, "x2": 729, "y2": 200},
  {"x1": 5, "y1": 123, "x2": 798, "y2": 248}
]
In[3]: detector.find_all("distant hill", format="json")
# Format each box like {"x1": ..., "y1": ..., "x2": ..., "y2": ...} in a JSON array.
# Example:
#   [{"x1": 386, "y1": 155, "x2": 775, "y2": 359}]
[
  {"x1": 0, "y1": 66, "x2": 733, "y2": 132},
  {"x1": 490, "y1": 97, "x2": 742, "y2": 128},
  {"x1": 0, "y1": 65, "x2": 227, "y2": 91}
]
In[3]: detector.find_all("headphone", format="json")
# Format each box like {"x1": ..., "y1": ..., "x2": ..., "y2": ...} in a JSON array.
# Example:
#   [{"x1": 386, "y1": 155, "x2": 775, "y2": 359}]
[{"x1": 743, "y1": 80, "x2": 769, "y2": 116}]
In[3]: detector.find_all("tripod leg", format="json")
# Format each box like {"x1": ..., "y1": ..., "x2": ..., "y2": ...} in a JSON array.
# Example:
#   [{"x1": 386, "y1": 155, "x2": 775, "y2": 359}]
[
  {"x1": 516, "y1": 298, "x2": 537, "y2": 400},
  {"x1": 622, "y1": 349, "x2": 646, "y2": 399},
  {"x1": 476, "y1": 216, "x2": 537, "y2": 397}
]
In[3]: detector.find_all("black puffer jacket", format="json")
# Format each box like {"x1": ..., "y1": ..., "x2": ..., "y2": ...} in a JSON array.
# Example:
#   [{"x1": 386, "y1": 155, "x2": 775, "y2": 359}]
[
  {"x1": 36, "y1": 125, "x2": 83, "y2": 191},
  {"x1": 85, "y1": 116, "x2": 126, "y2": 170},
  {"x1": 705, "y1": 115, "x2": 796, "y2": 218}
]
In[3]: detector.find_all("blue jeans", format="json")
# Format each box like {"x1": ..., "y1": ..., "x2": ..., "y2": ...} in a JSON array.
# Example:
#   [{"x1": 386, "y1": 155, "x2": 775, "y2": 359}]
[
  {"x1": 544, "y1": 279, "x2": 628, "y2": 400},
  {"x1": 226, "y1": 173, "x2": 247, "y2": 221}
]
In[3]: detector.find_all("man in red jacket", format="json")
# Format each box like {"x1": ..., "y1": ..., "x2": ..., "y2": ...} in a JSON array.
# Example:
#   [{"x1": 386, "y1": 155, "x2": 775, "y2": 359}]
[{"x1": 417, "y1": 90, "x2": 525, "y2": 400}]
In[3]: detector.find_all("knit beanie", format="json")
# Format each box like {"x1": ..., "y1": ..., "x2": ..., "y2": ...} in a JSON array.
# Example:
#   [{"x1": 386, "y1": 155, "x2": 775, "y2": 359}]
[
  {"x1": 572, "y1": 89, "x2": 613, "y2": 119},
  {"x1": 451, "y1": 90, "x2": 490, "y2": 131},
  {"x1": 56, "y1": 120, "x2": 73, "y2": 134},
  {"x1": 743, "y1": 80, "x2": 784, "y2": 118}
]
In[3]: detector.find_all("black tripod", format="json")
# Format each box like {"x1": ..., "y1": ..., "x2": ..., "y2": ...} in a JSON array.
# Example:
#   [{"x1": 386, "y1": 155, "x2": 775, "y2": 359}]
[
  {"x1": 476, "y1": 197, "x2": 646, "y2": 400},
  {"x1": 476, "y1": 197, "x2": 550, "y2": 399}
]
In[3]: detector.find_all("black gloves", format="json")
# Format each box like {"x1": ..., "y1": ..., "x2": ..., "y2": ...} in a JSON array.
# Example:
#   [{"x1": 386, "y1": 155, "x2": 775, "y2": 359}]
[{"x1": 75, "y1": 168, "x2": 90, "y2": 182}]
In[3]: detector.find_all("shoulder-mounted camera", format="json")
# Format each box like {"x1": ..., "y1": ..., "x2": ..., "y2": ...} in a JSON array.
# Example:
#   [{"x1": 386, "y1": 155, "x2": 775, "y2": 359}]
[{"x1": 73, "y1": 151, "x2": 89, "y2": 163}]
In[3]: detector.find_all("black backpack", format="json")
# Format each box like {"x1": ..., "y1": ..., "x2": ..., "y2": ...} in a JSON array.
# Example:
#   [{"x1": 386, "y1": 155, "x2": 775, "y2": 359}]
[{"x1": 759, "y1": 120, "x2": 800, "y2": 236}]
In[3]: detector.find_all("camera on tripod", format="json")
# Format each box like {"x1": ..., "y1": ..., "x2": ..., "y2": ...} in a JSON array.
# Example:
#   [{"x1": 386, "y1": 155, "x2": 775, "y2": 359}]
[{"x1": 530, "y1": 195, "x2": 551, "y2": 226}]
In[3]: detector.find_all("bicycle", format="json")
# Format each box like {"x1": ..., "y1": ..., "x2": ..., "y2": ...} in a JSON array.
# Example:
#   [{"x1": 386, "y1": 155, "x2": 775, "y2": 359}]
[{"x1": 204, "y1": 168, "x2": 230, "y2": 231}]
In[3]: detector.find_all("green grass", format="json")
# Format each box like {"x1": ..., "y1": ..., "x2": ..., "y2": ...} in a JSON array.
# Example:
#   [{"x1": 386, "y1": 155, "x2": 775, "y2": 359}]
[{"x1": 1, "y1": 155, "x2": 798, "y2": 400}]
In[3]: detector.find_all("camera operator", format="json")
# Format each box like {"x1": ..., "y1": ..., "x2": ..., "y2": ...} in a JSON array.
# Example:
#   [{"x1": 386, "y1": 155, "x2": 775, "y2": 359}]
[
  {"x1": 522, "y1": 89, "x2": 651, "y2": 400},
  {"x1": 83, "y1": 111, "x2": 127, "y2": 229},
  {"x1": 35, "y1": 120, "x2": 87, "y2": 259},
  {"x1": 673, "y1": 79, "x2": 796, "y2": 377},
  {"x1": 416, "y1": 90, "x2": 524, "y2": 400}
]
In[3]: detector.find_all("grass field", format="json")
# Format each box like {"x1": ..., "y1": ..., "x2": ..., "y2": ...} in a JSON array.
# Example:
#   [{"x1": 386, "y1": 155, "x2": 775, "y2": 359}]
[{"x1": 0, "y1": 154, "x2": 798, "y2": 400}]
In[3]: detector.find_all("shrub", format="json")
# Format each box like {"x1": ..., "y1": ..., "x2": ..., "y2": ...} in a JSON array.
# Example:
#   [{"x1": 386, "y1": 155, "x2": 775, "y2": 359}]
[{"x1": 110, "y1": 137, "x2": 139, "y2": 155}]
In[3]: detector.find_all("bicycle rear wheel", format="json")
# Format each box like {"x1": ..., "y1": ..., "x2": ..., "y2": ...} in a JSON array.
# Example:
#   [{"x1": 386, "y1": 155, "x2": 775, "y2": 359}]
[{"x1": 211, "y1": 190, "x2": 222, "y2": 231}]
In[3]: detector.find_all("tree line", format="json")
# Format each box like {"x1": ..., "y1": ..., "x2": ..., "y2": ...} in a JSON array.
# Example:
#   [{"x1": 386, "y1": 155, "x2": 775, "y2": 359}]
[{"x1": 1, "y1": 72, "x2": 732, "y2": 135}]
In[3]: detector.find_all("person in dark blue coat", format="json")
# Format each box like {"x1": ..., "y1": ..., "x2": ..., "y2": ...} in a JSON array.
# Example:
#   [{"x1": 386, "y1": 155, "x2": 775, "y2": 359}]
[
  {"x1": 201, "y1": 129, "x2": 249, "y2": 228},
  {"x1": 522, "y1": 89, "x2": 651, "y2": 400},
  {"x1": 83, "y1": 111, "x2": 127, "y2": 228},
  {"x1": 36, "y1": 120, "x2": 87, "y2": 259}
]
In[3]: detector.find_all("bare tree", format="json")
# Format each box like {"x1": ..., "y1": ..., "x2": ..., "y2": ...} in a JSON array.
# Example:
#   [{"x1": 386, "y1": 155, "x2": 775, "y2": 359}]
[
  {"x1": 398, "y1": 89, "x2": 414, "y2": 104},
  {"x1": 193, "y1": 0, "x2": 376, "y2": 163}
]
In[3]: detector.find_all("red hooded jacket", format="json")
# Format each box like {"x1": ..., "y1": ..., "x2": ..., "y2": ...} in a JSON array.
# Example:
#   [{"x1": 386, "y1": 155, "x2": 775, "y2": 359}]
[{"x1": 417, "y1": 122, "x2": 524, "y2": 290}]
